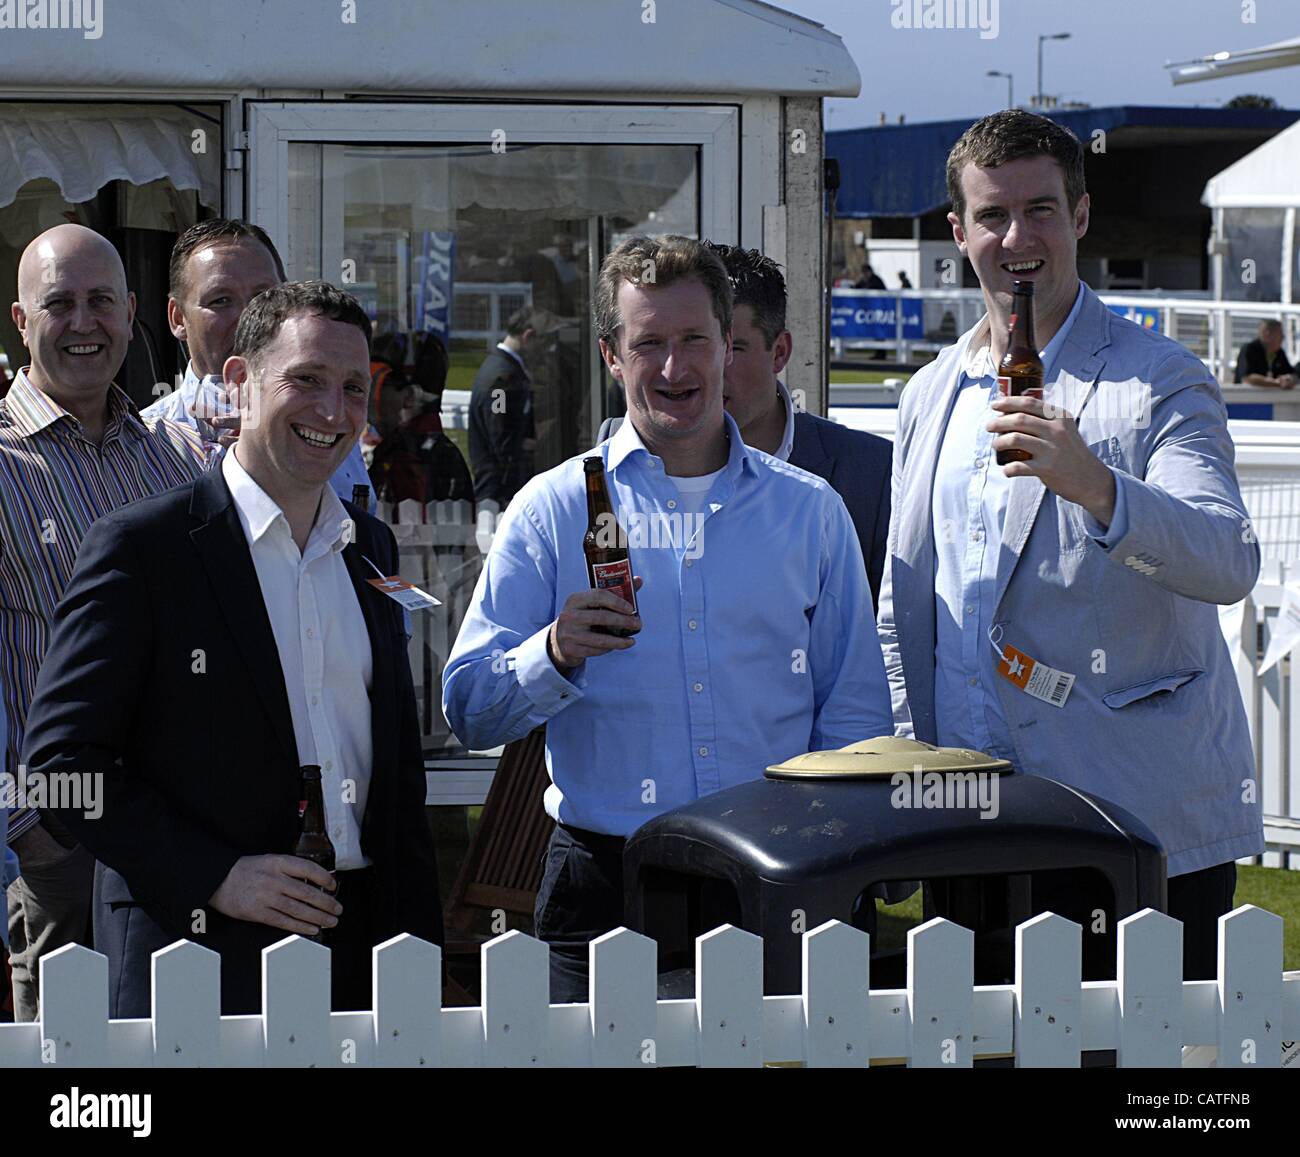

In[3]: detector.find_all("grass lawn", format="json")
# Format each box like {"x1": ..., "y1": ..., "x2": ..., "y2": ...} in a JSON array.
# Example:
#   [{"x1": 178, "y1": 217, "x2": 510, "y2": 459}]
[
  {"x1": 874, "y1": 863, "x2": 1299, "y2": 971},
  {"x1": 829, "y1": 368, "x2": 900, "y2": 385}
]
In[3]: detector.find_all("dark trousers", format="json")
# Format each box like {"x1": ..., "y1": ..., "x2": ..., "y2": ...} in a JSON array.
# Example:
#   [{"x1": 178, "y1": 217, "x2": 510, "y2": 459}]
[
  {"x1": 1030, "y1": 861, "x2": 1237, "y2": 981},
  {"x1": 533, "y1": 824, "x2": 626, "y2": 1005}
]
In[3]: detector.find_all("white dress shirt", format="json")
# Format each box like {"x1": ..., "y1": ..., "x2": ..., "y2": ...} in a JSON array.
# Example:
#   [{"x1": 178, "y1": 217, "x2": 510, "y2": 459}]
[{"x1": 222, "y1": 450, "x2": 374, "y2": 868}]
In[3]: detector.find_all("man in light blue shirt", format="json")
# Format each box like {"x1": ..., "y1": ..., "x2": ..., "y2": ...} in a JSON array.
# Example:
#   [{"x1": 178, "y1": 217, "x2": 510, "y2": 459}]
[
  {"x1": 878, "y1": 111, "x2": 1261, "y2": 981},
  {"x1": 141, "y1": 219, "x2": 373, "y2": 509},
  {"x1": 444, "y1": 235, "x2": 892, "y2": 1002}
]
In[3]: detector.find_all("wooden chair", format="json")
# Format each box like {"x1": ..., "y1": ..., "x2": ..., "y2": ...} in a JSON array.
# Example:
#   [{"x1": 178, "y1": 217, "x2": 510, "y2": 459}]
[{"x1": 441, "y1": 727, "x2": 553, "y2": 1000}]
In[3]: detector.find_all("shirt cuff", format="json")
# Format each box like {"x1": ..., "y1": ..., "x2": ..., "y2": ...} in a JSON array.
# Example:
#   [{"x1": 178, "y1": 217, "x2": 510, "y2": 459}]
[
  {"x1": 1082, "y1": 467, "x2": 1129, "y2": 548},
  {"x1": 7, "y1": 806, "x2": 40, "y2": 842},
  {"x1": 514, "y1": 624, "x2": 587, "y2": 714}
]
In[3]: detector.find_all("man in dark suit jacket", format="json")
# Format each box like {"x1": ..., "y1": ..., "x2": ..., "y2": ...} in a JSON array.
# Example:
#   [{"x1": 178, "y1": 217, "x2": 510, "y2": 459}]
[
  {"x1": 468, "y1": 305, "x2": 542, "y2": 508},
  {"x1": 600, "y1": 245, "x2": 892, "y2": 608},
  {"x1": 24, "y1": 282, "x2": 442, "y2": 1016}
]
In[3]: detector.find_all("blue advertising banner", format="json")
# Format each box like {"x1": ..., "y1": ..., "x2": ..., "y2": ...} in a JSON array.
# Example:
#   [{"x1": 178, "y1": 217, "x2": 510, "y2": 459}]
[
  {"x1": 831, "y1": 292, "x2": 924, "y2": 340},
  {"x1": 1107, "y1": 303, "x2": 1161, "y2": 333},
  {"x1": 414, "y1": 231, "x2": 456, "y2": 338}
]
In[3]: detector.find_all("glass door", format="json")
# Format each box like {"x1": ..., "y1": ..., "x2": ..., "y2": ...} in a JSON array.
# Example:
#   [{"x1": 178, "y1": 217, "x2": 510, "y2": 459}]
[{"x1": 248, "y1": 102, "x2": 738, "y2": 759}]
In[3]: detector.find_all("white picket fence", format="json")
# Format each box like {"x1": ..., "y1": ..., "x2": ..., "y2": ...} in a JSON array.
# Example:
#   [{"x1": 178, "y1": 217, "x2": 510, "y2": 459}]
[{"x1": 2, "y1": 909, "x2": 1295, "y2": 1068}]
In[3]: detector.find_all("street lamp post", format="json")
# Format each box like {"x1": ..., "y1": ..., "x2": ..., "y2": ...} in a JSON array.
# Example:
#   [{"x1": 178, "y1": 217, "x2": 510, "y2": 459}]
[
  {"x1": 987, "y1": 69, "x2": 1014, "y2": 109},
  {"x1": 1037, "y1": 32, "x2": 1071, "y2": 108}
]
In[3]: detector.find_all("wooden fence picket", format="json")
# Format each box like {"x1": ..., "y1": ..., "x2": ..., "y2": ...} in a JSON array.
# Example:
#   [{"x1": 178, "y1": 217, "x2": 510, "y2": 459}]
[
  {"x1": 1115, "y1": 909, "x2": 1183, "y2": 1068},
  {"x1": 907, "y1": 918, "x2": 973, "y2": 1068},
  {"x1": 1216, "y1": 904, "x2": 1284, "y2": 1068},
  {"x1": 373, "y1": 934, "x2": 442, "y2": 1068},
  {"x1": 1014, "y1": 913, "x2": 1081, "y2": 1068},
  {"x1": 39, "y1": 943, "x2": 109, "y2": 1069},
  {"x1": 801, "y1": 919, "x2": 870, "y2": 1068},
  {"x1": 481, "y1": 930, "x2": 549, "y2": 1067},
  {"x1": 151, "y1": 940, "x2": 221, "y2": 1067},
  {"x1": 262, "y1": 936, "x2": 333, "y2": 1068},
  {"x1": 589, "y1": 927, "x2": 657, "y2": 1068},
  {"x1": 695, "y1": 925, "x2": 763, "y2": 1068}
]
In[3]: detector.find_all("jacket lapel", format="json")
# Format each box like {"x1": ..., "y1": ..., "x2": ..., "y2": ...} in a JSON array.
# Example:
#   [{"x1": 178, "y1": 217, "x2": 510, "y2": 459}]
[
  {"x1": 991, "y1": 286, "x2": 1110, "y2": 612},
  {"x1": 188, "y1": 468, "x2": 299, "y2": 766},
  {"x1": 789, "y1": 412, "x2": 832, "y2": 477}
]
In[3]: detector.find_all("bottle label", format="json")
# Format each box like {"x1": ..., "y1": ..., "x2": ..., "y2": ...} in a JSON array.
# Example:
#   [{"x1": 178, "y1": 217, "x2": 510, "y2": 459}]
[
  {"x1": 591, "y1": 559, "x2": 636, "y2": 609},
  {"x1": 997, "y1": 375, "x2": 1042, "y2": 400}
]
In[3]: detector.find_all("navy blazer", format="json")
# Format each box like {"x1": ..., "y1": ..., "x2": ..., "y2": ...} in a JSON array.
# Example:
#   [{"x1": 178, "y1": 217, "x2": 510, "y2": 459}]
[
  {"x1": 24, "y1": 468, "x2": 442, "y2": 1014},
  {"x1": 596, "y1": 409, "x2": 892, "y2": 608}
]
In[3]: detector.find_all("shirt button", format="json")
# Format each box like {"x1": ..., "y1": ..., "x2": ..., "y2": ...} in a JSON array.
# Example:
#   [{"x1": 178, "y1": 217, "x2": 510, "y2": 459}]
[
  {"x1": 667, "y1": 499, "x2": 677, "y2": 510},
  {"x1": 969, "y1": 677, "x2": 978, "y2": 686},
  {"x1": 688, "y1": 620, "x2": 698, "y2": 630},
  {"x1": 693, "y1": 682, "x2": 703, "y2": 693},
  {"x1": 311, "y1": 695, "x2": 319, "y2": 706},
  {"x1": 975, "y1": 459, "x2": 985, "y2": 469},
  {"x1": 965, "y1": 604, "x2": 974, "y2": 614},
  {"x1": 685, "y1": 559, "x2": 693, "y2": 568},
  {"x1": 698, "y1": 746, "x2": 708, "y2": 757},
  {"x1": 972, "y1": 530, "x2": 983, "y2": 541},
  {"x1": 306, "y1": 627, "x2": 315, "y2": 639},
  {"x1": 325, "y1": 760, "x2": 333, "y2": 771}
]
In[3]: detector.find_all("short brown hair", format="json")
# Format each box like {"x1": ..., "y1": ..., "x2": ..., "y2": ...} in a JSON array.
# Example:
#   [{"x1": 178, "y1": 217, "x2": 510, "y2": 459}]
[
  {"x1": 232, "y1": 280, "x2": 372, "y2": 367},
  {"x1": 705, "y1": 243, "x2": 787, "y2": 349},
  {"x1": 946, "y1": 110, "x2": 1086, "y2": 223},
  {"x1": 169, "y1": 218, "x2": 285, "y2": 300},
  {"x1": 594, "y1": 235, "x2": 732, "y2": 352}
]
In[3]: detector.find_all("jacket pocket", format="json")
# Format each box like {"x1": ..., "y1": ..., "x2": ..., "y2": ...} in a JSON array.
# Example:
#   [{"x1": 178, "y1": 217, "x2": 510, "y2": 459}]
[{"x1": 1102, "y1": 668, "x2": 1204, "y2": 709}]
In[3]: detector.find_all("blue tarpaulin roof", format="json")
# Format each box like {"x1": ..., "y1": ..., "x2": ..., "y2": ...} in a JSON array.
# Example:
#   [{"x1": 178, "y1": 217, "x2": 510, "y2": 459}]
[{"x1": 827, "y1": 105, "x2": 1300, "y2": 218}]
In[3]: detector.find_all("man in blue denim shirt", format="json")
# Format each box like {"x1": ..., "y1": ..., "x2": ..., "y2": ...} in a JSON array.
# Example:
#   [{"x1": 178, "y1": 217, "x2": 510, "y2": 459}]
[{"x1": 444, "y1": 236, "x2": 893, "y2": 1002}]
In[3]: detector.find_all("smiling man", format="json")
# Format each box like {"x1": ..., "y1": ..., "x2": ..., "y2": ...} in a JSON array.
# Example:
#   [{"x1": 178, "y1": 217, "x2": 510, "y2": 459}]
[
  {"x1": 24, "y1": 281, "x2": 441, "y2": 1015},
  {"x1": 141, "y1": 219, "x2": 374, "y2": 507},
  {"x1": 877, "y1": 111, "x2": 1263, "y2": 981},
  {"x1": 444, "y1": 235, "x2": 892, "y2": 1003},
  {"x1": 1, "y1": 223, "x2": 209, "y2": 1021}
]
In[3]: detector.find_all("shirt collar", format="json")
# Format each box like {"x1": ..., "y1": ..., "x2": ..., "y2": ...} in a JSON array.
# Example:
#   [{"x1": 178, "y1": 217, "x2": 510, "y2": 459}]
[
  {"x1": 961, "y1": 280, "x2": 1086, "y2": 381},
  {"x1": 4, "y1": 367, "x2": 143, "y2": 441},
  {"x1": 606, "y1": 410, "x2": 757, "y2": 480},
  {"x1": 774, "y1": 379, "x2": 796, "y2": 463},
  {"x1": 496, "y1": 342, "x2": 529, "y2": 376},
  {"x1": 222, "y1": 447, "x2": 352, "y2": 553}
]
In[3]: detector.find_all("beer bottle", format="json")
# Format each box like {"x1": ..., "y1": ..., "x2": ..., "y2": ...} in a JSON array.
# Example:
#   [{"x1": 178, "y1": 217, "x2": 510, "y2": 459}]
[
  {"x1": 292, "y1": 764, "x2": 336, "y2": 943},
  {"x1": 582, "y1": 456, "x2": 639, "y2": 636},
  {"x1": 351, "y1": 483, "x2": 371, "y2": 510},
  {"x1": 995, "y1": 279, "x2": 1045, "y2": 466}
]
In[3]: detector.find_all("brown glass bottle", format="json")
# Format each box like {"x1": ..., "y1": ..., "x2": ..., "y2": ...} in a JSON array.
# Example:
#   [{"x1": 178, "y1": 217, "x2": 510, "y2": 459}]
[
  {"x1": 292, "y1": 765, "x2": 336, "y2": 943},
  {"x1": 995, "y1": 279, "x2": 1045, "y2": 466},
  {"x1": 351, "y1": 483, "x2": 371, "y2": 510},
  {"x1": 582, "y1": 456, "x2": 639, "y2": 636}
]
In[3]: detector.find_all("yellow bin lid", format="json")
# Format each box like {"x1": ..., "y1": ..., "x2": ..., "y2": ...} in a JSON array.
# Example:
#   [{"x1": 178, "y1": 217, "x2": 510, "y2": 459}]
[{"x1": 765, "y1": 736, "x2": 1014, "y2": 780}]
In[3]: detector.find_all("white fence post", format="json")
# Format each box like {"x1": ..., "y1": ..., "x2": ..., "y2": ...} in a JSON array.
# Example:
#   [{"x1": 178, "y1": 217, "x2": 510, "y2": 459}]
[
  {"x1": 589, "y1": 927, "x2": 657, "y2": 1068},
  {"x1": 481, "y1": 930, "x2": 549, "y2": 1067},
  {"x1": 695, "y1": 925, "x2": 763, "y2": 1068},
  {"x1": 373, "y1": 934, "x2": 442, "y2": 1068},
  {"x1": 801, "y1": 919, "x2": 871, "y2": 1068},
  {"x1": 262, "y1": 936, "x2": 333, "y2": 1068},
  {"x1": 907, "y1": 917, "x2": 973, "y2": 1068},
  {"x1": 151, "y1": 940, "x2": 221, "y2": 1067},
  {"x1": 1014, "y1": 912, "x2": 1082, "y2": 1067},
  {"x1": 39, "y1": 944, "x2": 109, "y2": 1068},
  {"x1": 1115, "y1": 909, "x2": 1183, "y2": 1068},
  {"x1": 1216, "y1": 905, "x2": 1284, "y2": 1068}
]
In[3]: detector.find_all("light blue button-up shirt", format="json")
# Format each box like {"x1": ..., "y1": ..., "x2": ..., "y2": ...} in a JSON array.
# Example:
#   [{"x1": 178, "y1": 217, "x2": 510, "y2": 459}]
[
  {"x1": 141, "y1": 362, "x2": 375, "y2": 511},
  {"x1": 932, "y1": 283, "x2": 1129, "y2": 755},
  {"x1": 443, "y1": 413, "x2": 893, "y2": 836}
]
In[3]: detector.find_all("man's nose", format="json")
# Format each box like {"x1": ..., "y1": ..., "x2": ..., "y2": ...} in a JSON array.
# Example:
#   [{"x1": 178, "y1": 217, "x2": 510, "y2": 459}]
[
  {"x1": 1002, "y1": 213, "x2": 1031, "y2": 250},
  {"x1": 662, "y1": 341, "x2": 690, "y2": 381},
  {"x1": 67, "y1": 301, "x2": 98, "y2": 333}
]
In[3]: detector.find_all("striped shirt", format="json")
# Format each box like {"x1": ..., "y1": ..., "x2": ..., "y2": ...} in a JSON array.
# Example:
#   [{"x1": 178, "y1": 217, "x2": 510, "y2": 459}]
[{"x1": 1, "y1": 369, "x2": 210, "y2": 841}]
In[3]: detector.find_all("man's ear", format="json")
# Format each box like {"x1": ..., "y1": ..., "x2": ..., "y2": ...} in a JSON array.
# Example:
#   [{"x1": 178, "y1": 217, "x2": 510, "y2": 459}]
[
  {"x1": 1073, "y1": 192, "x2": 1090, "y2": 240},
  {"x1": 223, "y1": 355, "x2": 249, "y2": 404},
  {"x1": 598, "y1": 337, "x2": 623, "y2": 381},
  {"x1": 167, "y1": 296, "x2": 188, "y2": 343},
  {"x1": 771, "y1": 331, "x2": 793, "y2": 376},
  {"x1": 11, "y1": 300, "x2": 26, "y2": 343},
  {"x1": 947, "y1": 211, "x2": 968, "y2": 257}
]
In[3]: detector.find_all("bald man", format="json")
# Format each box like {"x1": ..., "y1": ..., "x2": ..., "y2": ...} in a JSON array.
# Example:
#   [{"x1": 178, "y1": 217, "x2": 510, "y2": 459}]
[{"x1": 1, "y1": 223, "x2": 209, "y2": 1021}]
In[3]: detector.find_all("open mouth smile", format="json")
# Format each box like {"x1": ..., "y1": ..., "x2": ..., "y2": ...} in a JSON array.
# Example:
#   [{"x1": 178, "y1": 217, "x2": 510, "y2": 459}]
[
  {"x1": 63, "y1": 343, "x2": 105, "y2": 356},
  {"x1": 292, "y1": 424, "x2": 341, "y2": 448},
  {"x1": 1003, "y1": 260, "x2": 1044, "y2": 274}
]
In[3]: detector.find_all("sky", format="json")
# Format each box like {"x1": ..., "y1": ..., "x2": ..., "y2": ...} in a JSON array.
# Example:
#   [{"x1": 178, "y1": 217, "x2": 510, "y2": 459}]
[{"x1": 786, "y1": 0, "x2": 1300, "y2": 129}]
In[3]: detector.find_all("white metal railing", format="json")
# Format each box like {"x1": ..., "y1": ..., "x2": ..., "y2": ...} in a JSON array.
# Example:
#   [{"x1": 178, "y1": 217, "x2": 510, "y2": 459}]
[
  {"x1": 4, "y1": 913, "x2": 1294, "y2": 1067},
  {"x1": 830, "y1": 288, "x2": 1300, "y2": 386},
  {"x1": 451, "y1": 281, "x2": 532, "y2": 350}
]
